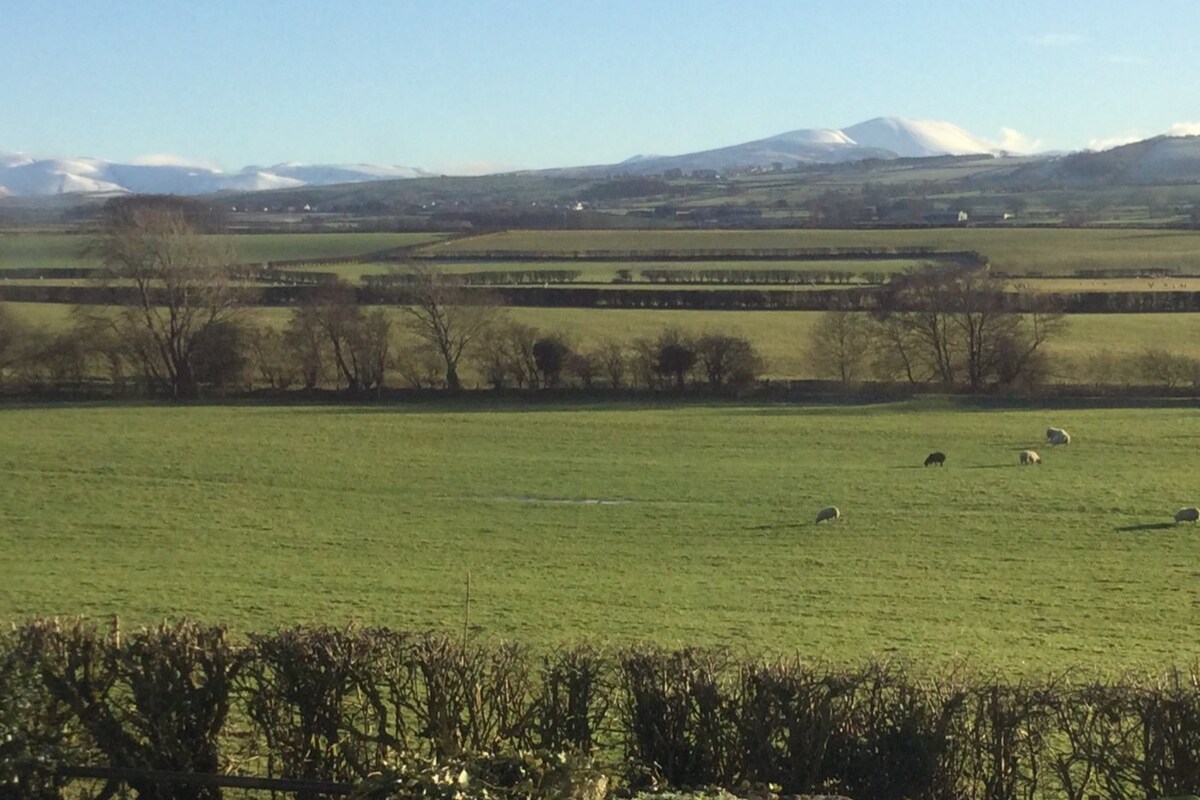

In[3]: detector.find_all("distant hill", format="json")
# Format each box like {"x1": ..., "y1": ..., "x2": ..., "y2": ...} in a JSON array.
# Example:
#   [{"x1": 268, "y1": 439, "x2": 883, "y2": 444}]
[
  {"x1": 0, "y1": 154, "x2": 432, "y2": 198},
  {"x1": 997, "y1": 134, "x2": 1200, "y2": 186},
  {"x1": 0, "y1": 117, "x2": 1002, "y2": 196}
]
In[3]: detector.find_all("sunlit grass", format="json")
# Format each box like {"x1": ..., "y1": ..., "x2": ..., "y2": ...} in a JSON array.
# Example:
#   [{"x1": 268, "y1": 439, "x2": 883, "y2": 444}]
[{"x1": 1, "y1": 400, "x2": 1198, "y2": 671}]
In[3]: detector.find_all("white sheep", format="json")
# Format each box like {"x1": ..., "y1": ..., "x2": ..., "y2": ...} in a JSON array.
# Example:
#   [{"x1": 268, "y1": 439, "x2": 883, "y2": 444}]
[
  {"x1": 1175, "y1": 507, "x2": 1199, "y2": 524},
  {"x1": 815, "y1": 506, "x2": 841, "y2": 524},
  {"x1": 1020, "y1": 450, "x2": 1041, "y2": 465},
  {"x1": 1046, "y1": 427, "x2": 1071, "y2": 446}
]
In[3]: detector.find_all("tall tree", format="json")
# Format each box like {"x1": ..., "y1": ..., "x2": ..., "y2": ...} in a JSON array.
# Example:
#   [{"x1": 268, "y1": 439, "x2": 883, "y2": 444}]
[
  {"x1": 90, "y1": 196, "x2": 243, "y2": 399},
  {"x1": 300, "y1": 283, "x2": 392, "y2": 393},
  {"x1": 807, "y1": 312, "x2": 872, "y2": 384},
  {"x1": 396, "y1": 266, "x2": 502, "y2": 391},
  {"x1": 874, "y1": 265, "x2": 1066, "y2": 390}
]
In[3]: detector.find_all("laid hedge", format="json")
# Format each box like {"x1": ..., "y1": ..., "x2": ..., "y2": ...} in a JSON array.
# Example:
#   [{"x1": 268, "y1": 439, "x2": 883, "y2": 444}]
[{"x1": 2, "y1": 620, "x2": 1200, "y2": 799}]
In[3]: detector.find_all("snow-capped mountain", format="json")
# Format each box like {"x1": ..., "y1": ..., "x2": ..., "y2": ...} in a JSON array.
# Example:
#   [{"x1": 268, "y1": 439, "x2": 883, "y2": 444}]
[
  {"x1": 0, "y1": 154, "x2": 432, "y2": 197},
  {"x1": 841, "y1": 117, "x2": 992, "y2": 157},
  {"x1": 544, "y1": 117, "x2": 1001, "y2": 177},
  {"x1": 0, "y1": 117, "x2": 1021, "y2": 196}
]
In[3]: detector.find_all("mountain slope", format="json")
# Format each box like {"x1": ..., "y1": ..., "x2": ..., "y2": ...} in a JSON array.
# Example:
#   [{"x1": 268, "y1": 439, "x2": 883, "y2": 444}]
[
  {"x1": 543, "y1": 116, "x2": 998, "y2": 177},
  {"x1": 992, "y1": 134, "x2": 1200, "y2": 187}
]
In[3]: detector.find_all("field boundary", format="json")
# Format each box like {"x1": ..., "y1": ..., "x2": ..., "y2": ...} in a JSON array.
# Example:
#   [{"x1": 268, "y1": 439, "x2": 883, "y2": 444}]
[{"x1": 6, "y1": 282, "x2": 1200, "y2": 312}]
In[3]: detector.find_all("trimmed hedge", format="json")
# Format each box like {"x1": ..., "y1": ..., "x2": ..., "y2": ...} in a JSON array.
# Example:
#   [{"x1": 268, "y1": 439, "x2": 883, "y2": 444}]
[{"x1": 2, "y1": 620, "x2": 1200, "y2": 799}]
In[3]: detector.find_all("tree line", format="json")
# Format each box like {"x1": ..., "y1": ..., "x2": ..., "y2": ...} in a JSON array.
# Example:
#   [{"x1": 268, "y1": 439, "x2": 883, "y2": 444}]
[{"x1": 2, "y1": 196, "x2": 1197, "y2": 398}]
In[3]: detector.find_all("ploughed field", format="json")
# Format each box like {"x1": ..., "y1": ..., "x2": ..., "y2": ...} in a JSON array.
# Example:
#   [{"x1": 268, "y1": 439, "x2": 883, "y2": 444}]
[{"x1": 2, "y1": 400, "x2": 1198, "y2": 672}]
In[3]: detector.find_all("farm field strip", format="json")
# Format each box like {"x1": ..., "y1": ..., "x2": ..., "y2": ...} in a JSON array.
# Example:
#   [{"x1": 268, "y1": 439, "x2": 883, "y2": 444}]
[
  {"x1": 0, "y1": 232, "x2": 446, "y2": 269},
  {"x1": 425, "y1": 229, "x2": 1200, "y2": 275},
  {"x1": 1, "y1": 401, "x2": 1198, "y2": 671}
]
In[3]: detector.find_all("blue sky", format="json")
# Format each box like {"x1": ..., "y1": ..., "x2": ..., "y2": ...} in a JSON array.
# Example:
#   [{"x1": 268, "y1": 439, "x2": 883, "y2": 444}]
[{"x1": 2, "y1": 0, "x2": 1198, "y2": 173}]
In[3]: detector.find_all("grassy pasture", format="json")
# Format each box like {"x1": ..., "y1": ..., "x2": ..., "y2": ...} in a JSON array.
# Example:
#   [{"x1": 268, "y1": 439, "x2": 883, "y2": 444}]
[
  {"x1": 1, "y1": 400, "x2": 1198, "y2": 672},
  {"x1": 0, "y1": 232, "x2": 445, "y2": 269},
  {"x1": 426, "y1": 229, "x2": 1200, "y2": 275}
]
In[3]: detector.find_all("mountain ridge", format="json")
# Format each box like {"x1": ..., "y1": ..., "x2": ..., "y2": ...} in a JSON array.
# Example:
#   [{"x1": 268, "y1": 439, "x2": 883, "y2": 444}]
[{"x1": 3, "y1": 118, "x2": 1197, "y2": 198}]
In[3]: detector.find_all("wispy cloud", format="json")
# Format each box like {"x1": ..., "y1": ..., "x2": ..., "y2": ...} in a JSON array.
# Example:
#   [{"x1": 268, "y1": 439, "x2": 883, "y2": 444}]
[
  {"x1": 1166, "y1": 122, "x2": 1200, "y2": 137},
  {"x1": 131, "y1": 153, "x2": 223, "y2": 171},
  {"x1": 1087, "y1": 133, "x2": 1143, "y2": 151},
  {"x1": 1028, "y1": 33, "x2": 1085, "y2": 47},
  {"x1": 986, "y1": 128, "x2": 1045, "y2": 154}
]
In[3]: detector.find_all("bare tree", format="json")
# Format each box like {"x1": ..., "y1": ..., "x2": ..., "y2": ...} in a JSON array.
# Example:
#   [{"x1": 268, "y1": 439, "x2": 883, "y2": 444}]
[
  {"x1": 395, "y1": 266, "x2": 502, "y2": 391},
  {"x1": 868, "y1": 314, "x2": 923, "y2": 384},
  {"x1": 472, "y1": 321, "x2": 538, "y2": 389},
  {"x1": 0, "y1": 304, "x2": 33, "y2": 387},
  {"x1": 874, "y1": 265, "x2": 1067, "y2": 390},
  {"x1": 283, "y1": 304, "x2": 330, "y2": 390},
  {"x1": 696, "y1": 332, "x2": 763, "y2": 389},
  {"x1": 245, "y1": 326, "x2": 298, "y2": 390},
  {"x1": 393, "y1": 339, "x2": 445, "y2": 389},
  {"x1": 303, "y1": 284, "x2": 392, "y2": 393},
  {"x1": 807, "y1": 311, "x2": 872, "y2": 384},
  {"x1": 594, "y1": 340, "x2": 629, "y2": 389},
  {"x1": 565, "y1": 350, "x2": 602, "y2": 389},
  {"x1": 90, "y1": 196, "x2": 244, "y2": 398}
]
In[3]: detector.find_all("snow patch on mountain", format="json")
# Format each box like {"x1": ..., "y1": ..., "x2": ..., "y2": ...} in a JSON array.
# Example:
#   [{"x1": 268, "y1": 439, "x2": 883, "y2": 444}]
[
  {"x1": 842, "y1": 117, "x2": 993, "y2": 157},
  {"x1": 765, "y1": 128, "x2": 857, "y2": 146}
]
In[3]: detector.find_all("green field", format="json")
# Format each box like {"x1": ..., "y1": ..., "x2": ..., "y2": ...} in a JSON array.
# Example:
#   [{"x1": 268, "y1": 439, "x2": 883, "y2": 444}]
[
  {"x1": 0, "y1": 232, "x2": 444, "y2": 268},
  {"x1": 425, "y1": 229, "x2": 1200, "y2": 275},
  {"x1": 8, "y1": 228, "x2": 1200, "y2": 277},
  {"x1": 2, "y1": 400, "x2": 1198, "y2": 672}
]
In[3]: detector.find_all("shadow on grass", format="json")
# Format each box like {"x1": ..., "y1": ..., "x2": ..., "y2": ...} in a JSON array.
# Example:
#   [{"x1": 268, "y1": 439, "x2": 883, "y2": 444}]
[
  {"x1": 1114, "y1": 522, "x2": 1175, "y2": 532},
  {"x1": 745, "y1": 522, "x2": 812, "y2": 532}
]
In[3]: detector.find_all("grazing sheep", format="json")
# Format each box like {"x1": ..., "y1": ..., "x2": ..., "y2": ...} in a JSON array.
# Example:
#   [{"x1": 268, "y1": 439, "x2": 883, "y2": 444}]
[
  {"x1": 1046, "y1": 427, "x2": 1071, "y2": 446},
  {"x1": 924, "y1": 451, "x2": 946, "y2": 467},
  {"x1": 1020, "y1": 450, "x2": 1041, "y2": 465},
  {"x1": 815, "y1": 506, "x2": 841, "y2": 524},
  {"x1": 1175, "y1": 507, "x2": 1200, "y2": 524}
]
